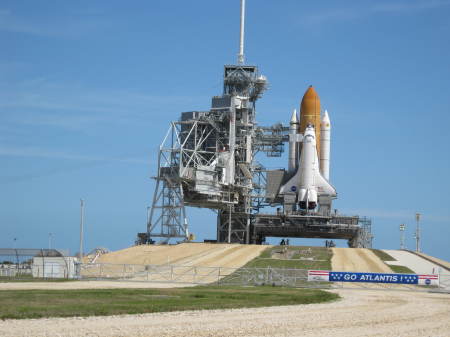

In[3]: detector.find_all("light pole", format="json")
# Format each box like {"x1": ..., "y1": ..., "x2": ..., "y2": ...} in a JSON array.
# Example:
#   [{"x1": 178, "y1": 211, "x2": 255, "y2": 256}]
[
  {"x1": 13, "y1": 238, "x2": 17, "y2": 249},
  {"x1": 48, "y1": 233, "x2": 53, "y2": 250},
  {"x1": 399, "y1": 224, "x2": 406, "y2": 250},
  {"x1": 415, "y1": 213, "x2": 421, "y2": 252},
  {"x1": 79, "y1": 199, "x2": 84, "y2": 259}
]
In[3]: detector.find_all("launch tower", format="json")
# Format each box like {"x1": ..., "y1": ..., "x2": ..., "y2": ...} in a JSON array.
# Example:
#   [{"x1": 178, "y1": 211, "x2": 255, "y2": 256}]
[{"x1": 137, "y1": 0, "x2": 373, "y2": 247}]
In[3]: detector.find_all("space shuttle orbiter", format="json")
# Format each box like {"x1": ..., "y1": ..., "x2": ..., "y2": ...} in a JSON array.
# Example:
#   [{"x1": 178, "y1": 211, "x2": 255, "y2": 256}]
[{"x1": 280, "y1": 124, "x2": 336, "y2": 210}]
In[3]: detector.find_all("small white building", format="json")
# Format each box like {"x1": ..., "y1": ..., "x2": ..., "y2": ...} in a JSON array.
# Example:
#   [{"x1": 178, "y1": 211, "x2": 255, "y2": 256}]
[{"x1": 32, "y1": 256, "x2": 78, "y2": 279}]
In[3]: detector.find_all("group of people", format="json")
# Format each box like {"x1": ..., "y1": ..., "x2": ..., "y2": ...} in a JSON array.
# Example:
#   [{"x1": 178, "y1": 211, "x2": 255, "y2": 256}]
[{"x1": 325, "y1": 240, "x2": 335, "y2": 248}]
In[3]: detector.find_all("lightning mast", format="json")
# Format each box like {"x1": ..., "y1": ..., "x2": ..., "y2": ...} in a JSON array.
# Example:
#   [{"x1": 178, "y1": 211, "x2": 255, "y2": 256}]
[{"x1": 238, "y1": 0, "x2": 245, "y2": 64}]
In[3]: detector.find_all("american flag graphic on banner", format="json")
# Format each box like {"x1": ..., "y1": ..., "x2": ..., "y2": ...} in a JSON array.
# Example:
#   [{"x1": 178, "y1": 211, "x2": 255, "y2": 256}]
[
  {"x1": 307, "y1": 270, "x2": 330, "y2": 281},
  {"x1": 418, "y1": 274, "x2": 439, "y2": 286}
]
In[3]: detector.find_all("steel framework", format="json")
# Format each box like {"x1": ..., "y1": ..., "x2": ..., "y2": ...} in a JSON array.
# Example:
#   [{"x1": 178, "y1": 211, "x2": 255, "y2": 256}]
[{"x1": 141, "y1": 64, "x2": 284, "y2": 244}]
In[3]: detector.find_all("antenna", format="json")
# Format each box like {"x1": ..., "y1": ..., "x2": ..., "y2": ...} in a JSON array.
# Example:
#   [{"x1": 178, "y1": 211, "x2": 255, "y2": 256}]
[{"x1": 238, "y1": 0, "x2": 246, "y2": 64}]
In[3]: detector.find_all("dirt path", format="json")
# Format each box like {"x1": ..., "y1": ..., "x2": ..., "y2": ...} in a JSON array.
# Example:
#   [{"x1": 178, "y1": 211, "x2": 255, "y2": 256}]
[
  {"x1": 331, "y1": 248, "x2": 392, "y2": 273},
  {"x1": 1, "y1": 289, "x2": 449, "y2": 337}
]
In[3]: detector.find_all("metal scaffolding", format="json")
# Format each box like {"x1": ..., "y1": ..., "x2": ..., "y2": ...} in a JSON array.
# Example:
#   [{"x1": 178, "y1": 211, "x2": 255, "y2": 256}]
[{"x1": 140, "y1": 64, "x2": 281, "y2": 244}]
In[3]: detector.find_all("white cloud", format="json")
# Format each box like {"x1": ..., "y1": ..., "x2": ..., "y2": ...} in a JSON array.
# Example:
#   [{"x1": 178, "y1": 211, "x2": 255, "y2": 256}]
[
  {"x1": 0, "y1": 8, "x2": 109, "y2": 38},
  {"x1": 0, "y1": 145, "x2": 149, "y2": 165},
  {"x1": 372, "y1": 0, "x2": 450, "y2": 13},
  {"x1": 0, "y1": 145, "x2": 153, "y2": 183},
  {"x1": 341, "y1": 208, "x2": 450, "y2": 223},
  {"x1": 0, "y1": 78, "x2": 208, "y2": 131},
  {"x1": 303, "y1": 0, "x2": 450, "y2": 24}
]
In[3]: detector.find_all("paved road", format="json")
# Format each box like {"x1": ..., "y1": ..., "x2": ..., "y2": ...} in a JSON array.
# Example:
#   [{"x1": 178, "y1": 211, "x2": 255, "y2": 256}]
[
  {"x1": 384, "y1": 250, "x2": 443, "y2": 274},
  {"x1": 416, "y1": 252, "x2": 450, "y2": 271}
]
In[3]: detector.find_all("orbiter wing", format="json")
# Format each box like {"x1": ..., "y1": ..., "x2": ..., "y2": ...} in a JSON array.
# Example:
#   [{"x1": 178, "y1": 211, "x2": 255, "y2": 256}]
[
  {"x1": 313, "y1": 151, "x2": 336, "y2": 197},
  {"x1": 314, "y1": 170, "x2": 336, "y2": 197}
]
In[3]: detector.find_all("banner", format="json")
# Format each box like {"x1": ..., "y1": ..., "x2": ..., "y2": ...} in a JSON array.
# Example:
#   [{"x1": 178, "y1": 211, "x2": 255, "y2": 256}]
[{"x1": 307, "y1": 270, "x2": 439, "y2": 286}]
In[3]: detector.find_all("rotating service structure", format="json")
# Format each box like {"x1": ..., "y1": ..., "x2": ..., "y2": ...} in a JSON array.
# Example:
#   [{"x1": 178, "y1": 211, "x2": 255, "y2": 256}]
[
  {"x1": 137, "y1": 0, "x2": 373, "y2": 248},
  {"x1": 140, "y1": 64, "x2": 279, "y2": 244}
]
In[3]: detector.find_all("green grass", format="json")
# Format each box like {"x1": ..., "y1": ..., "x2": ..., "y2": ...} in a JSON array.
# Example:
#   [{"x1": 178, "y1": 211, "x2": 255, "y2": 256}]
[
  {"x1": 371, "y1": 249, "x2": 396, "y2": 261},
  {"x1": 0, "y1": 286, "x2": 339, "y2": 319},
  {"x1": 389, "y1": 265, "x2": 415, "y2": 274},
  {"x1": 243, "y1": 246, "x2": 332, "y2": 270}
]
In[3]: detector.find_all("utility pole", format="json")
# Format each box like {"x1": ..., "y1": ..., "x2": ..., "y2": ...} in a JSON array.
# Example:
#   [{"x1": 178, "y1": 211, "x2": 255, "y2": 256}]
[
  {"x1": 79, "y1": 199, "x2": 84, "y2": 259},
  {"x1": 228, "y1": 204, "x2": 232, "y2": 243},
  {"x1": 399, "y1": 224, "x2": 406, "y2": 250},
  {"x1": 415, "y1": 213, "x2": 421, "y2": 252}
]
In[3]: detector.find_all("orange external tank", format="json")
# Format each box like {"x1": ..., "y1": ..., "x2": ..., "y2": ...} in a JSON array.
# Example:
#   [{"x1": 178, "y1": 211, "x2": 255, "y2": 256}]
[{"x1": 299, "y1": 85, "x2": 321, "y2": 157}]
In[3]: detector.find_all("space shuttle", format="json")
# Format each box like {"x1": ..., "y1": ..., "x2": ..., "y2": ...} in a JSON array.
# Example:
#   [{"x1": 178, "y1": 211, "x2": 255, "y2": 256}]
[{"x1": 280, "y1": 86, "x2": 336, "y2": 213}]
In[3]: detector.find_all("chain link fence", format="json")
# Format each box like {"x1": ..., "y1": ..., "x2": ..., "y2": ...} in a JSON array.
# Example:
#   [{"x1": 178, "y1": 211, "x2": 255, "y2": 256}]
[
  {"x1": 2, "y1": 252, "x2": 448, "y2": 291},
  {"x1": 80, "y1": 263, "x2": 317, "y2": 287},
  {"x1": 79, "y1": 262, "x2": 450, "y2": 291}
]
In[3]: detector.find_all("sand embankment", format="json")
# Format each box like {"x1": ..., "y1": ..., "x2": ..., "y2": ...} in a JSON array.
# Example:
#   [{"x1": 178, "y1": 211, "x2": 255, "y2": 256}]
[
  {"x1": 95, "y1": 242, "x2": 269, "y2": 268},
  {"x1": 331, "y1": 248, "x2": 392, "y2": 273}
]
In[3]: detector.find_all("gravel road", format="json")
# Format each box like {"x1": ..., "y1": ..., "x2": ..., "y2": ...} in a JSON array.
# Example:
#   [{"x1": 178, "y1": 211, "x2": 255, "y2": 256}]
[{"x1": 1, "y1": 289, "x2": 449, "y2": 337}]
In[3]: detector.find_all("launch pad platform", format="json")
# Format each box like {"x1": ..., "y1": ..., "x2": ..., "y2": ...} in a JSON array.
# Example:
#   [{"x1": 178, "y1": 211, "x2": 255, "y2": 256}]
[{"x1": 253, "y1": 214, "x2": 372, "y2": 247}]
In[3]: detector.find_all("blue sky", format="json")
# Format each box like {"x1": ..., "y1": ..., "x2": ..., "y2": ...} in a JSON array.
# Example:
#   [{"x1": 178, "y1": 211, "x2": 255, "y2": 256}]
[{"x1": 1, "y1": 0, "x2": 449, "y2": 261}]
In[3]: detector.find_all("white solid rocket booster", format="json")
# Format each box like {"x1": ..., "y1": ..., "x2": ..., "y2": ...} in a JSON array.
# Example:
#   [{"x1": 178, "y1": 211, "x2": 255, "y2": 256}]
[
  {"x1": 320, "y1": 110, "x2": 331, "y2": 181},
  {"x1": 288, "y1": 109, "x2": 298, "y2": 173}
]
